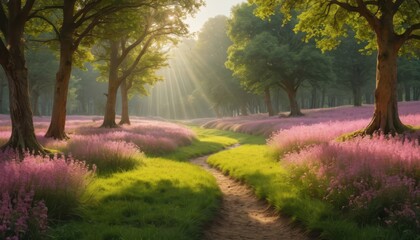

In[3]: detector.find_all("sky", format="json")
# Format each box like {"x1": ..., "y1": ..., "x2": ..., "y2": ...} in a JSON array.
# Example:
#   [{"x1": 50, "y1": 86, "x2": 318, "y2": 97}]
[{"x1": 185, "y1": 0, "x2": 247, "y2": 34}]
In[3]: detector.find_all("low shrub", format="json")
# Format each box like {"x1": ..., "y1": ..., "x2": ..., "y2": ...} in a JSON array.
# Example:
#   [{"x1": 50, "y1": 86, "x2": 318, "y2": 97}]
[{"x1": 67, "y1": 135, "x2": 143, "y2": 173}]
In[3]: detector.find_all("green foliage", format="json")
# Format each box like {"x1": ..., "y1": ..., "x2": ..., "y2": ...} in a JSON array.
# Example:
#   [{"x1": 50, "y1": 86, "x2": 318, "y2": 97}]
[
  {"x1": 193, "y1": 16, "x2": 252, "y2": 112},
  {"x1": 226, "y1": 3, "x2": 333, "y2": 94},
  {"x1": 250, "y1": 0, "x2": 420, "y2": 55}
]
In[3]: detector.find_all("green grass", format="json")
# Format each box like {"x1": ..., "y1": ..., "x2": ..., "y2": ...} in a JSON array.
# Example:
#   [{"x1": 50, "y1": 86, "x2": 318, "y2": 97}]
[
  {"x1": 50, "y1": 127, "x2": 249, "y2": 240},
  {"x1": 52, "y1": 158, "x2": 220, "y2": 240},
  {"x1": 207, "y1": 141, "x2": 401, "y2": 240}
]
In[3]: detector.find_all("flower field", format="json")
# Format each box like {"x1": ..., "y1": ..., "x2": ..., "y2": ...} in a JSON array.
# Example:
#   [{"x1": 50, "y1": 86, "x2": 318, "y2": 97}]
[
  {"x1": 202, "y1": 101, "x2": 420, "y2": 137},
  {"x1": 202, "y1": 102, "x2": 420, "y2": 237},
  {"x1": 0, "y1": 118, "x2": 198, "y2": 239}
]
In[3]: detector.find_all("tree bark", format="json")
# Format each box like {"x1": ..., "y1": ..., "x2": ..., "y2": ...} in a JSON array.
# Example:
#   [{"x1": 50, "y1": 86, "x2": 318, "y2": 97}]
[
  {"x1": 1, "y1": 32, "x2": 44, "y2": 153},
  {"x1": 101, "y1": 41, "x2": 120, "y2": 128},
  {"x1": 286, "y1": 89, "x2": 303, "y2": 117},
  {"x1": 264, "y1": 87, "x2": 275, "y2": 116},
  {"x1": 365, "y1": 33, "x2": 408, "y2": 134},
  {"x1": 119, "y1": 78, "x2": 131, "y2": 125},
  {"x1": 45, "y1": 2, "x2": 76, "y2": 139}
]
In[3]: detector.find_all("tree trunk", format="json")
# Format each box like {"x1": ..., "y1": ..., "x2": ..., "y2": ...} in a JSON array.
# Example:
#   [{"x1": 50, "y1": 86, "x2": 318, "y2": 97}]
[
  {"x1": 240, "y1": 103, "x2": 248, "y2": 116},
  {"x1": 264, "y1": 87, "x2": 275, "y2": 116},
  {"x1": 365, "y1": 34, "x2": 407, "y2": 134},
  {"x1": 45, "y1": 39, "x2": 73, "y2": 139},
  {"x1": 119, "y1": 78, "x2": 131, "y2": 125},
  {"x1": 101, "y1": 41, "x2": 120, "y2": 128},
  {"x1": 404, "y1": 84, "x2": 411, "y2": 102},
  {"x1": 1, "y1": 37, "x2": 44, "y2": 153},
  {"x1": 310, "y1": 87, "x2": 317, "y2": 109},
  {"x1": 414, "y1": 87, "x2": 420, "y2": 101},
  {"x1": 321, "y1": 88, "x2": 326, "y2": 108},
  {"x1": 286, "y1": 89, "x2": 303, "y2": 117},
  {"x1": 353, "y1": 86, "x2": 362, "y2": 107}
]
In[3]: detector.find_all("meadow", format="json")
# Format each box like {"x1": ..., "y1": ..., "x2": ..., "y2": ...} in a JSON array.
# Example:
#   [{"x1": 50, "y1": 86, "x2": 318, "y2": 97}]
[
  {"x1": 0, "y1": 117, "x2": 238, "y2": 239},
  {"x1": 0, "y1": 102, "x2": 419, "y2": 239},
  {"x1": 204, "y1": 101, "x2": 420, "y2": 239}
]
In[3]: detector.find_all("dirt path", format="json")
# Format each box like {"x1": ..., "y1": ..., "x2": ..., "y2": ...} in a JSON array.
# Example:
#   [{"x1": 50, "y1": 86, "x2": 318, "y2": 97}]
[{"x1": 191, "y1": 149, "x2": 311, "y2": 240}]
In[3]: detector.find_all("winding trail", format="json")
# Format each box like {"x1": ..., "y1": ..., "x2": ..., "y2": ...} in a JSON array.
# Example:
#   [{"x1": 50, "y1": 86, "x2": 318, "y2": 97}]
[{"x1": 191, "y1": 147, "x2": 310, "y2": 240}]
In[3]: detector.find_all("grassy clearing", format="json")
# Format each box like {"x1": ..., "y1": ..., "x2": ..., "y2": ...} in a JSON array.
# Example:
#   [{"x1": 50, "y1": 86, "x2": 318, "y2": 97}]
[
  {"x1": 207, "y1": 140, "x2": 401, "y2": 240},
  {"x1": 50, "y1": 127, "x2": 243, "y2": 240}
]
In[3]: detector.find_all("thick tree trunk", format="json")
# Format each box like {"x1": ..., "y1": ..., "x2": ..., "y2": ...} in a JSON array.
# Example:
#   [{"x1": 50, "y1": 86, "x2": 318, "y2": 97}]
[
  {"x1": 286, "y1": 89, "x2": 303, "y2": 117},
  {"x1": 353, "y1": 86, "x2": 362, "y2": 107},
  {"x1": 365, "y1": 36, "x2": 407, "y2": 134},
  {"x1": 264, "y1": 87, "x2": 275, "y2": 116},
  {"x1": 119, "y1": 78, "x2": 131, "y2": 125},
  {"x1": 1, "y1": 39, "x2": 44, "y2": 153},
  {"x1": 101, "y1": 41, "x2": 120, "y2": 128}
]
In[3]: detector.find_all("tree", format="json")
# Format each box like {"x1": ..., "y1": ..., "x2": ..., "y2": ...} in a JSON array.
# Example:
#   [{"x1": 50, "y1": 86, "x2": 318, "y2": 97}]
[
  {"x1": 0, "y1": 0, "x2": 47, "y2": 153},
  {"x1": 398, "y1": 57, "x2": 420, "y2": 101},
  {"x1": 96, "y1": 2, "x2": 196, "y2": 128},
  {"x1": 119, "y1": 47, "x2": 167, "y2": 125},
  {"x1": 194, "y1": 15, "x2": 251, "y2": 117},
  {"x1": 27, "y1": 46, "x2": 58, "y2": 116},
  {"x1": 250, "y1": 0, "x2": 420, "y2": 133},
  {"x1": 227, "y1": 4, "x2": 332, "y2": 116},
  {"x1": 42, "y1": 0, "x2": 164, "y2": 139},
  {"x1": 330, "y1": 37, "x2": 376, "y2": 106}
]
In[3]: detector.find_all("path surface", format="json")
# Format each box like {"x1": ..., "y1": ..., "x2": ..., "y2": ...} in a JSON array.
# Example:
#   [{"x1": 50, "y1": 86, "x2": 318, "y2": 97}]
[{"x1": 191, "y1": 149, "x2": 311, "y2": 240}]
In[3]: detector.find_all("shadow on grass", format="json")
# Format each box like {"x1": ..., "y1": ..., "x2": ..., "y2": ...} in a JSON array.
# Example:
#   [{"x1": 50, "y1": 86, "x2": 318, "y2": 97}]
[{"x1": 52, "y1": 179, "x2": 220, "y2": 240}]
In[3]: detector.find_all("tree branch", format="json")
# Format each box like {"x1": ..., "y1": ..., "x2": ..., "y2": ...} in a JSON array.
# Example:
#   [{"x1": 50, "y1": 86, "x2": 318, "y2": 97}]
[
  {"x1": 28, "y1": 5, "x2": 64, "y2": 19},
  {"x1": 354, "y1": 0, "x2": 380, "y2": 29},
  {"x1": 408, "y1": 34, "x2": 420, "y2": 41},
  {"x1": 117, "y1": 37, "x2": 154, "y2": 85},
  {"x1": 21, "y1": 0, "x2": 36, "y2": 20},
  {"x1": 29, "y1": 15, "x2": 61, "y2": 40},
  {"x1": 116, "y1": 25, "x2": 150, "y2": 67},
  {"x1": 398, "y1": 23, "x2": 420, "y2": 45},
  {"x1": 393, "y1": 0, "x2": 405, "y2": 10}
]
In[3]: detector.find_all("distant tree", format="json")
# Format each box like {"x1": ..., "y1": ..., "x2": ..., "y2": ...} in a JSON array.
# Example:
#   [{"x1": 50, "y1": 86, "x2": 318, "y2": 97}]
[
  {"x1": 194, "y1": 15, "x2": 251, "y2": 117},
  {"x1": 227, "y1": 4, "x2": 332, "y2": 116},
  {"x1": 398, "y1": 58, "x2": 420, "y2": 101},
  {"x1": 27, "y1": 47, "x2": 58, "y2": 116},
  {"x1": 251, "y1": 0, "x2": 420, "y2": 133},
  {"x1": 118, "y1": 47, "x2": 167, "y2": 125},
  {"x1": 330, "y1": 37, "x2": 376, "y2": 106},
  {"x1": 96, "y1": 1, "x2": 198, "y2": 128}
]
